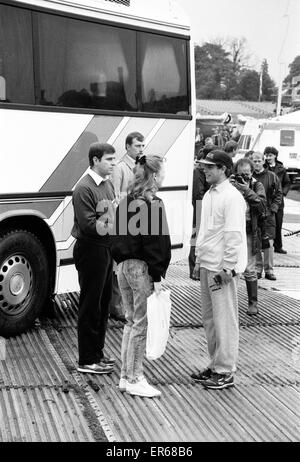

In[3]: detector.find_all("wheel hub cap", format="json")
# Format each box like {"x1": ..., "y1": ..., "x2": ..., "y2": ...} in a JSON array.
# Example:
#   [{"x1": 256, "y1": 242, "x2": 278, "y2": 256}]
[{"x1": 0, "y1": 255, "x2": 33, "y2": 313}]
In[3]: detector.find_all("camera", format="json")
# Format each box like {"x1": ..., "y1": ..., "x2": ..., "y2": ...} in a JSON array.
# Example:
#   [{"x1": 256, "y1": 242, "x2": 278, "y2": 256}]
[
  {"x1": 261, "y1": 236, "x2": 270, "y2": 249},
  {"x1": 234, "y1": 173, "x2": 249, "y2": 184}
]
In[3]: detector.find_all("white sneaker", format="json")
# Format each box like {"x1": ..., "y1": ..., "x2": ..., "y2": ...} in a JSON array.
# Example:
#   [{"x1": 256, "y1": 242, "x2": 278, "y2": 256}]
[
  {"x1": 118, "y1": 378, "x2": 127, "y2": 392},
  {"x1": 126, "y1": 377, "x2": 161, "y2": 398}
]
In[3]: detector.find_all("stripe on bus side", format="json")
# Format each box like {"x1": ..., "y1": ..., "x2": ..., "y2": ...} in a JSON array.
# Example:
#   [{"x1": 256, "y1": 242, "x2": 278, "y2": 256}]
[
  {"x1": 0, "y1": 200, "x2": 62, "y2": 219},
  {"x1": 143, "y1": 119, "x2": 190, "y2": 157},
  {"x1": 40, "y1": 115, "x2": 161, "y2": 193},
  {"x1": 40, "y1": 115, "x2": 123, "y2": 192}
]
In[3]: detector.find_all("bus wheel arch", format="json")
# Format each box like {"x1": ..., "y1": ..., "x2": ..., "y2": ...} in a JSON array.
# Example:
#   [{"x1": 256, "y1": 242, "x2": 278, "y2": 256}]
[{"x1": 0, "y1": 216, "x2": 56, "y2": 337}]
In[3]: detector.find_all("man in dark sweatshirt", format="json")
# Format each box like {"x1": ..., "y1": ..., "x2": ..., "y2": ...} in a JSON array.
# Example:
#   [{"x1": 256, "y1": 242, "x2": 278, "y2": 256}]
[
  {"x1": 264, "y1": 146, "x2": 291, "y2": 254},
  {"x1": 252, "y1": 151, "x2": 282, "y2": 281},
  {"x1": 72, "y1": 142, "x2": 117, "y2": 374}
]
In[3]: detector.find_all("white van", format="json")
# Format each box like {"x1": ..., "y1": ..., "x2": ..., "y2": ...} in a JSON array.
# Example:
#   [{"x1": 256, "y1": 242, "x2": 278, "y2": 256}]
[{"x1": 236, "y1": 111, "x2": 300, "y2": 182}]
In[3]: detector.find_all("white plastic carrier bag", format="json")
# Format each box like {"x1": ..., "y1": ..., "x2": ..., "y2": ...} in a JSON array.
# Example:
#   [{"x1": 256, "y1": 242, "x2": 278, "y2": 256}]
[{"x1": 146, "y1": 290, "x2": 171, "y2": 361}]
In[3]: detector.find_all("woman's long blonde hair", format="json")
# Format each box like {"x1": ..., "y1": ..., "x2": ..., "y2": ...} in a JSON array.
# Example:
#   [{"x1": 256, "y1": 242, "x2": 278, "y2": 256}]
[{"x1": 128, "y1": 155, "x2": 164, "y2": 202}]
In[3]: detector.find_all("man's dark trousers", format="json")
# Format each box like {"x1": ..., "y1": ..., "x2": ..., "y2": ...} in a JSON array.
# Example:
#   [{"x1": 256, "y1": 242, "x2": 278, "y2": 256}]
[
  {"x1": 274, "y1": 207, "x2": 284, "y2": 250},
  {"x1": 74, "y1": 240, "x2": 113, "y2": 365}
]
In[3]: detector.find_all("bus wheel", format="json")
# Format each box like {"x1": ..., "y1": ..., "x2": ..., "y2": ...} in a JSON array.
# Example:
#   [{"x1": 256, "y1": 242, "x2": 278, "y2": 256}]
[{"x1": 0, "y1": 230, "x2": 49, "y2": 337}]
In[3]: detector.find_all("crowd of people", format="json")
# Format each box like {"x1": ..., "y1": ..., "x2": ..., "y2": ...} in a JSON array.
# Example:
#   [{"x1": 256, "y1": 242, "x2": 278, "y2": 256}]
[{"x1": 71, "y1": 130, "x2": 291, "y2": 398}]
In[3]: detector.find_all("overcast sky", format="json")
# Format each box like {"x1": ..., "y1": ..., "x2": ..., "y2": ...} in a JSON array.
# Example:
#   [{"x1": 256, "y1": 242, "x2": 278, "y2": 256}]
[{"x1": 176, "y1": 0, "x2": 300, "y2": 85}]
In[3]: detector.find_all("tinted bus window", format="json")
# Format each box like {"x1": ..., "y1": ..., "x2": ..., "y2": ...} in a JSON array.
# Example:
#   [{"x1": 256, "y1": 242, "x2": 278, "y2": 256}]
[
  {"x1": 280, "y1": 130, "x2": 295, "y2": 146},
  {"x1": 0, "y1": 5, "x2": 34, "y2": 104},
  {"x1": 140, "y1": 33, "x2": 188, "y2": 114},
  {"x1": 37, "y1": 13, "x2": 137, "y2": 110}
]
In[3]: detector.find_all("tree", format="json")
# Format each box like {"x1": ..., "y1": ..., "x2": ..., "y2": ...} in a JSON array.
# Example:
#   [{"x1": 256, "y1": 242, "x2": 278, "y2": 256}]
[
  {"x1": 283, "y1": 55, "x2": 300, "y2": 85},
  {"x1": 261, "y1": 59, "x2": 277, "y2": 101},
  {"x1": 238, "y1": 69, "x2": 260, "y2": 101},
  {"x1": 194, "y1": 42, "x2": 236, "y2": 99},
  {"x1": 225, "y1": 37, "x2": 251, "y2": 72}
]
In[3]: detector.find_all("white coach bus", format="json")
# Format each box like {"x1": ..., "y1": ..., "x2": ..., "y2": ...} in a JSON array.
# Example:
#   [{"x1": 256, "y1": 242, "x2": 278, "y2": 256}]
[{"x1": 0, "y1": 0, "x2": 195, "y2": 336}]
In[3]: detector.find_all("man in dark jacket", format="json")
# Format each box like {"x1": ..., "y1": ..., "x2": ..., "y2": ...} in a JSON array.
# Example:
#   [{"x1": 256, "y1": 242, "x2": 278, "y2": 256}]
[
  {"x1": 230, "y1": 158, "x2": 266, "y2": 315},
  {"x1": 264, "y1": 146, "x2": 291, "y2": 254},
  {"x1": 252, "y1": 152, "x2": 283, "y2": 281}
]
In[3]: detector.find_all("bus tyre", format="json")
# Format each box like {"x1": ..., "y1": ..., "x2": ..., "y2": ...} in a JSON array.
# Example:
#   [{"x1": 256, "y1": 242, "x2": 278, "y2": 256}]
[{"x1": 0, "y1": 230, "x2": 49, "y2": 337}]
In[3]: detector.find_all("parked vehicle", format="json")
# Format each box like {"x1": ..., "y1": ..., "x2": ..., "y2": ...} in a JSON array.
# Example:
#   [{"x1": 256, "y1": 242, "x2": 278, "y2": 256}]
[
  {"x1": 236, "y1": 111, "x2": 300, "y2": 182},
  {"x1": 0, "y1": 0, "x2": 195, "y2": 336}
]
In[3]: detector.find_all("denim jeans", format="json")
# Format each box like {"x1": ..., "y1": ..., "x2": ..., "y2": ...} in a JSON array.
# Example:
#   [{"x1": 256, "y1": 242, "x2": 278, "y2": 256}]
[
  {"x1": 117, "y1": 259, "x2": 153, "y2": 383},
  {"x1": 256, "y1": 239, "x2": 274, "y2": 274},
  {"x1": 200, "y1": 268, "x2": 240, "y2": 374}
]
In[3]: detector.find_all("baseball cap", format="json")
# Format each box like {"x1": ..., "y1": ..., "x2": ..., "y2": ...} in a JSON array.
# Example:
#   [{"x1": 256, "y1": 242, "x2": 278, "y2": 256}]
[{"x1": 200, "y1": 150, "x2": 233, "y2": 169}]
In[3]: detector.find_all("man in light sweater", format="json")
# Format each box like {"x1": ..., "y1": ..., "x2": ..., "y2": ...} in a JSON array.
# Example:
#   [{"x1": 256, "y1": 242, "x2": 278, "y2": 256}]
[
  {"x1": 111, "y1": 132, "x2": 145, "y2": 200},
  {"x1": 191, "y1": 150, "x2": 247, "y2": 390},
  {"x1": 72, "y1": 142, "x2": 116, "y2": 374}
]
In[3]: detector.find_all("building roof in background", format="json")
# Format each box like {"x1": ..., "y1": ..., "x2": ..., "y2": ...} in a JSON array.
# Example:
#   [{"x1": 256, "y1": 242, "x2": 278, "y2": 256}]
[{"x1": 196, "y1": 99, "x2": 276, "y2": 120}]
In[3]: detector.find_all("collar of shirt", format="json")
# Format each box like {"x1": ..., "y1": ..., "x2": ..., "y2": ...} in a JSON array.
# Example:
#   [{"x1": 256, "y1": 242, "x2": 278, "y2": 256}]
[
  {"x1": 88, "y1": 167, "x2": 107, "y2": 186},
  {"x1": 123, "y1": 154, "x2": 136, "y2": 170},
  {"x1": 209, "y1": 178, "x2": 229, "y2": 193}
]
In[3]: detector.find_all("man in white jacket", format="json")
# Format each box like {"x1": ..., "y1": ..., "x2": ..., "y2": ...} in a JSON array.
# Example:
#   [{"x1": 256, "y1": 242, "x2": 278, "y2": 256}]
[{"x1": 191, "y1": 150, "x2": 247, "y2": 390}]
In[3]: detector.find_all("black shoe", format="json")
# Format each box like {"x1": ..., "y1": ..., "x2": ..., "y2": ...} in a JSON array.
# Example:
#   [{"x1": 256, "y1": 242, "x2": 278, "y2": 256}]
[
  {"x1": 191, "y1": 367, "x2": 212, "y2": 383},
  {"x1": 202, "y1": 372, "x2": 234, "y2": 390},
  {"x1": 257, "y1": 272, "x2": 262, "y2": 279},
  {"x1": 265, "y1": 273, "x2": 276, "y2": 281},
  {"x1": 274, "y1": 248, "x2": 287, "y2": 254},
  {"x1": 110, "y1": 313, "x2": 126, "y2": 322},
  {"x1": 100, "y1": 354, "x2": 116, "y2": 366}
]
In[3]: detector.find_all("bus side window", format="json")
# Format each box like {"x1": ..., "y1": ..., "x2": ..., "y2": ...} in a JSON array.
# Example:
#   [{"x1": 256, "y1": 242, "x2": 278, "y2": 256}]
[
  {"x1": 0, "y1": 4, "x2": 34, "y2": 104},
  {"x1": 37, "y1": 13, "x2": 137, "y2": 111},
  {"x1": 140, "y1": 33, "x2": 189, "y2": 115},
  {"x1": 280, "y1": 130, "x2": 295, "y2": 146}
]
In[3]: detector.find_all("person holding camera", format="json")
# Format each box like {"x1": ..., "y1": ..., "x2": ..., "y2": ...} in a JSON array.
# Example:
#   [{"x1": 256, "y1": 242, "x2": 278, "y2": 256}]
[
  {"x1": 191, "y1": 150, "x2": 247, "y2": 390},
  {"x1": 230, "y1": 158, "x2": 267, "y2": 316},
  {"x1": 252, "y1": 152, "x2": 282, "y2": 281}
]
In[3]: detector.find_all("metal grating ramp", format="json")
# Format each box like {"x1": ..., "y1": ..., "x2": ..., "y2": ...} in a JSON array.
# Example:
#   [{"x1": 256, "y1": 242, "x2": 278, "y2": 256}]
[{"x1": 1, "y1": 260, "x2": 299, "y2": 441}]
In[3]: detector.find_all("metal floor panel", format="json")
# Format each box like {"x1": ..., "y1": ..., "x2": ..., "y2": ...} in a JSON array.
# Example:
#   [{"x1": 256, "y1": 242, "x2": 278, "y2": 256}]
[
  {"x1": 1, "y1": 260, "x2": 300, "y2": 442},
  {"x1": 0, "y1": 387, "x2": 94, "y2": 442},
  {"x1": 40, "y1": 319, "x2": 300, "y2": 441},
  {"x1": 53, "y1": 282, "x2": 300, "y2": 329}
]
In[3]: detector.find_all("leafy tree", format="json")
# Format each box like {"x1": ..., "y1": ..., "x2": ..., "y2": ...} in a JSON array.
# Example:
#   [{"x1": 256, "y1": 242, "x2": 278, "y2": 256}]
[
  {"x1": 194, "y1": 43, "x2": 236, "y2": 99},
  {"x1": 261, "y1": 59, "x2": 277, "y2": 101},
  {"x1": 238, "y1": 69, "x2": 260, "y2": 101},
  {"x1": 283, "y1": 55, "x2": 300, "y2": 85}
]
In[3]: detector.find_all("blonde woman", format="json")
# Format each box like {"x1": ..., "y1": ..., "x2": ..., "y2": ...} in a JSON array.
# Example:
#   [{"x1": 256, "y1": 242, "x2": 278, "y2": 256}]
[{"x1": 111, "y1": 155, "x2": 171, "y2": 398}]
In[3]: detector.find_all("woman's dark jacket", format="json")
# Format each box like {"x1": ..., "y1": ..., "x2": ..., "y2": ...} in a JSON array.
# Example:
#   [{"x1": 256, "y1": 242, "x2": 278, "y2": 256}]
[
  {"x1": 111, "y1": 194, "x2": 171, "y2": 282},
  {"x1": 265, "y1": 160, "x2": 291, "y2": 209},
  {"x1": 252, "y1": 169, "x2": 283, "y2": 240}
]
